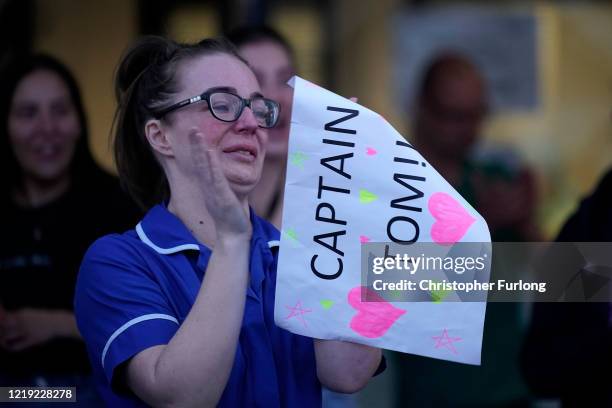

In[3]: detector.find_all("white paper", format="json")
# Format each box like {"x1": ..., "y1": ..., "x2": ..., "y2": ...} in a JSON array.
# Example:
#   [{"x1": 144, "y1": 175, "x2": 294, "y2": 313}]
[{"x1": 274, "y1": 76, "x2": 491, "y2": 365}]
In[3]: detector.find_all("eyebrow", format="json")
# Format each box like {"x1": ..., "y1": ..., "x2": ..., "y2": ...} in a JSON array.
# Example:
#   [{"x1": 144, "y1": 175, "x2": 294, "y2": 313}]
[
  {"x1": 205, "y1": 86, "x2": 264, "y2": 99},
  {"x1": 207, "y1": 86, "x2": 236, "y2": 94}
]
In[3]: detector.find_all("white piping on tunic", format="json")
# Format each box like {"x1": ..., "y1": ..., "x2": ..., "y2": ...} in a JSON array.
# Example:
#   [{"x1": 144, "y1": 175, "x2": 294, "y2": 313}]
[
  {"x1": 136, "y1": 223, "x2": 199, "y2": 254},
  {"x1": 101, "y1": 313, "x2": 179, "y2": 369}
]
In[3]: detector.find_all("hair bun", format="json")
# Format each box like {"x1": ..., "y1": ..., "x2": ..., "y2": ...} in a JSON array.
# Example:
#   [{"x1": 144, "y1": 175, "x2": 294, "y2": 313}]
[{"x1": 115, "y1": 36, "x2": 177, "y2": 100}]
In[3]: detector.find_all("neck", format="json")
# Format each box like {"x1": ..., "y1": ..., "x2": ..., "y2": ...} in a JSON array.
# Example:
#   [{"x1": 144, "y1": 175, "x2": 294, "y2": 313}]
[
  {"x1": 14, "y1": 174, "x2": 71, "y2": 208},
  {"x1": 249, "y1": 156, "x2": 286, "y2": 217},
  {"x1": 167, "y1": 180, "x2": 250, "y2": 248}
]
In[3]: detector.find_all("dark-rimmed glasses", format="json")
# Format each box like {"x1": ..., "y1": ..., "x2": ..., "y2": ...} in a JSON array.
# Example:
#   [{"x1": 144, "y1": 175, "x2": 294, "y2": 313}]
[{"x1": 154, "y1": 87, "x2": 280, "y2": 128}]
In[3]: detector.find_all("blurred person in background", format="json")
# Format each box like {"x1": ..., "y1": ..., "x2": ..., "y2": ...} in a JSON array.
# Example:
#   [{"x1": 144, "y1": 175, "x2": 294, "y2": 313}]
[
  {"x1": 393, "y1": 53, "x2": 537, "y2": 407},
  {"x1": 226, "y1": 26, "x2": 295, "y2": 229},
  {"x1": 412, "y1": 53, "x2": 540, "y2": 243},
  {"x1": 521, "y1": 165, "x2": 612, "y2": 404},
  {"x1": 0, "y1": 54, "x2": 139, "y2": 404}
]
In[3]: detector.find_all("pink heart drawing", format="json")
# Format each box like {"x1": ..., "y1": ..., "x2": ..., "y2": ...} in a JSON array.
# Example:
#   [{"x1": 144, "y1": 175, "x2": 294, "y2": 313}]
[
  {"x1": 359, "y1": 235, "x2": 371, "y2": 244},
  {"x1": 348, "y1": 286, "x2": 406, "y2": 338},
  {"x1": 366, "y1": 147, "x2": 377, "y2": 156},
  {"x1": 428, "y1": 192, "x2": 476, "y2": 245}
]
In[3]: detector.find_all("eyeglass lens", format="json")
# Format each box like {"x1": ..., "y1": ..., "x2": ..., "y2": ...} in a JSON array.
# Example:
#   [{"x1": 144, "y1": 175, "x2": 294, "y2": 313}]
[{"x1": 209, "y1": 92, "x2": 277, "y2": 128}]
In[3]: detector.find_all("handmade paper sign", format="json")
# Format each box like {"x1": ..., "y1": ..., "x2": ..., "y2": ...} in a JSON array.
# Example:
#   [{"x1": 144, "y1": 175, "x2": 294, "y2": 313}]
[{"x1": 275, "y1": 76, "x2": 491, "y2": 364}]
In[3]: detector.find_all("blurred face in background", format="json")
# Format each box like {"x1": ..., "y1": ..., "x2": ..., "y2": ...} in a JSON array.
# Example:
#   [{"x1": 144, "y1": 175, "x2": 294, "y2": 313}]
[
  {"x1": 8, "y1": 69, "x2": 80, "y2": 185},
  {"x1": 417, "y1": 67, "x2": 487, "y2": 159},
  {"x1": 238, "y1": 40, "x2": 295, "y2": 160}
]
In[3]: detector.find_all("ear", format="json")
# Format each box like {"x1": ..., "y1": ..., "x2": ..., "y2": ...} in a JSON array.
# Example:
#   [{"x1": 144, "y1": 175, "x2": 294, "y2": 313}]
[{"x1": 144, "y1": 119, "x2": 174, "y2": 157}]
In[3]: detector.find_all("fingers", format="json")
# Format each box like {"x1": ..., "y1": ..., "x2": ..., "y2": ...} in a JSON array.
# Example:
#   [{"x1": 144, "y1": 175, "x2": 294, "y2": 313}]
[
  {"x1": 189, "y1": 129, "x2": 228, "y2": 189},
  {"x1": 187, "y1": 128, "x2": 251, "y2": 236},
  {"x1": 1, "y1": 331, "x2": 25, "y2": 348},
  {"x1": 204, "y1": 147, "x2": 229, "y2": 193},
  {"x1": 2, "y1": 336, "x2": 32, "y2": 352},
  {"x1": 0, "y1": 313, "x2": 18, "y2": 331},
  {"x1": 188, "y1": 129, "x2": 233, "y2": 200},
  {"x1": 189, "y1": 129, "x2": 213, "y2": 183},
  {"x1": 0, "y1": 313, "x2": 24, "y2": 351}
]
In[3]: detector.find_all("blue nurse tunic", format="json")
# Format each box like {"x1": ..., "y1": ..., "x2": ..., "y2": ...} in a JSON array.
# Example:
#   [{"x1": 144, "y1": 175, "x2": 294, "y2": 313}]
[{"x1": 74, "y1": 204, "x2": 321, "y2": 407}]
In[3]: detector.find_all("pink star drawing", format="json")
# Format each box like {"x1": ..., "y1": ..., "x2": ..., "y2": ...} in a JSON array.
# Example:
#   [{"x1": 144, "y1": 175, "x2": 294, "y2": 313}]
[
  {"x1": 432, "y1": 328, "x2": 462, "y2": 354},
  {"x1": 285, "y1": 301, "x2": 312, "y2": 328}
]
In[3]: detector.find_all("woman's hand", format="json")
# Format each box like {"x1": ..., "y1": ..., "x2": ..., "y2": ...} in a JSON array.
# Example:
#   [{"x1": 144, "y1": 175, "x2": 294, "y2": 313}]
[
  {"x1": 0, "y1": 308, "x2": 79, "y2": 352},
  {"x1": 189, "y1": 129, "x2": 251, "y2": 240},
  {"x1": 125, "y1": 131, "x2": 254, "y2": 407}
]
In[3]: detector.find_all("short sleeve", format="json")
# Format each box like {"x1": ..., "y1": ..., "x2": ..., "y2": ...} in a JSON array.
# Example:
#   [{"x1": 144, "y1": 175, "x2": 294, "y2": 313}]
[{"x1": 74, "y1": 235, "x2": 179, "y2": 385}]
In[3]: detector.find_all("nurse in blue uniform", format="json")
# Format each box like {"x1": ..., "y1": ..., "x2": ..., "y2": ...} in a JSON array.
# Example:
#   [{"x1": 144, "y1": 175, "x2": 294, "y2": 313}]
[{"x1": 74, "y1": 36, "x2": 382, "y2": 407}]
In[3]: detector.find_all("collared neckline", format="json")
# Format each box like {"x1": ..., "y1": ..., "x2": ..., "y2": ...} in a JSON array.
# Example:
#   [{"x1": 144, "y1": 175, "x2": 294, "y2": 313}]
[
  {"x1": 136, "y1": 203, "x2": 278, "y2": 255},
  {"x1": 136, "y1": 204, "x2": 200, "y2": 254}
]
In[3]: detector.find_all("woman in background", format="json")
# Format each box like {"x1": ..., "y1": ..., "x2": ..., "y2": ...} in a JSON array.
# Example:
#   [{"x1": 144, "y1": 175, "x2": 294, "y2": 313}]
[
  {"x1": 0, "y1": 54, "x2": 139, "y2": 402},
  {"x1": 227, "y1": 26, "x2": 296, "y2": 228}
]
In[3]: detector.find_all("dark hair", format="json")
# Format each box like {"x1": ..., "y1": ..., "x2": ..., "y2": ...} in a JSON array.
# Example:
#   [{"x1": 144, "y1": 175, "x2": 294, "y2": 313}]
[
  {"x1": 417, "y1": 52, "x2": 482, "y2": 105},
  {"x1": 225, "y1": 25, "x2": 295, "y2": 65},
  {"x1": 113, "y1": 35, "x2": 246, "y2": 210},
  {"x1": 0, "y1": 54, "x2": 99, "y2": 195}
]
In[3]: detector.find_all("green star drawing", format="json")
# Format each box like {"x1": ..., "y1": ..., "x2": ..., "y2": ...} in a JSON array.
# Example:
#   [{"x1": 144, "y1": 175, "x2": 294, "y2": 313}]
[
  {"x1": 359, "y1": 189, "x2": 378, "y2": 204},
  {"x1": 289, "y1": 152, "x2": 307, "y2": 168},
  {"x1": 390, "y1": 290, "x2": 404, "y2": 300},
  {"x1": 320, "y1": 300, "x2": 334, "y2": 310},
  {"x1": 285, "y1": 228, "x2": 298, "y2": 241},
  {"x1": 430, "y1": 282, "x2": 452, "y2": 303}
]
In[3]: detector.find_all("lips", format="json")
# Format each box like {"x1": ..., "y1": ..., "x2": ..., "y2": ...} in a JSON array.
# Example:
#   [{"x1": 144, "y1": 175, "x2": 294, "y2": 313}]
[
  {"x1": 32, "y1": 143, "x2": 64, "y2": 161},
  {"x1": 222, "y1": 143, "x2": 258, "y2": 160}
]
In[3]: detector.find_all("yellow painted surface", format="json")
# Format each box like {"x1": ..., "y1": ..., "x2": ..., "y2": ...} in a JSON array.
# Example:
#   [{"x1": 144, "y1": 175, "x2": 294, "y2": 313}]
[
  {"x1": 34, "y1": 0, "x2": 137, "y2": 173},
  {"x1": 167, "y1": 5, "x2": 219, "y2": 43}
]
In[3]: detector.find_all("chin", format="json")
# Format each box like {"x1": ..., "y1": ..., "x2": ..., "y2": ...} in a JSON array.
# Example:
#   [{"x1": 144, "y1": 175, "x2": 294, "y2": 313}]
[
  {"x1": 27, "y1": 165, "x2": 71, "y2": 184},
  {"x1": 226, "y1": 171, "x2": 261, "y2": 195},
  {"x1": 229, "y1": 180, "x2": 258, "y2": 200}
]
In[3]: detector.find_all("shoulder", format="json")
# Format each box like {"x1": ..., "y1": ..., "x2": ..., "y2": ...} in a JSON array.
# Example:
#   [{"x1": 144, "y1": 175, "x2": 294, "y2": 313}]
[
  {"x1": 590, "y1": 167, "x2": 612, "y2": 202},
  {"x1": 579, "y1": 167, "x2": 612, "y2": 222},
  {"x1": 84, "y1": 231, "x2": 143, "y2": 260},
  {"x1": 75, "y1": 229, "x2": 172, "y2": 321},
  {"x1": 78, "y1": 231, "x2": 152, "y2": 285},
  {"x1": 556, "y1": 167, "x2": 612, "y2": 241}
]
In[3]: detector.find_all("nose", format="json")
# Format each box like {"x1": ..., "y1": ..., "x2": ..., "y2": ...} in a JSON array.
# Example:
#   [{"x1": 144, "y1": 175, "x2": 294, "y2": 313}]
[
  {"x1": 235, "y1": 105, "x2": 259, "y2": 133},
  {"x1": 35, "y1": 110, "x2": 57, "y2": 135}
]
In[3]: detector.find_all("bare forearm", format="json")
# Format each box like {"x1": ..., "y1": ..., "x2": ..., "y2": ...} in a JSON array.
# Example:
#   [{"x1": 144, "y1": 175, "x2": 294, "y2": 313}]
[
  {"x1": 314, "y1": 340, "x2": 381, "y2": 393},
  {"x1": 129, "y1": 237, "x2": 250, "y2": 407},
  {"x1": 51, "y1": 310, "x2": 81, "y2": 339}
]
